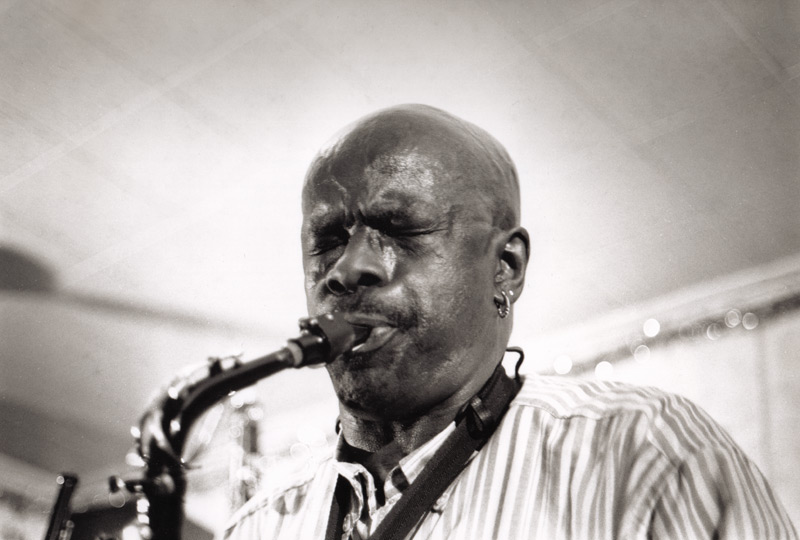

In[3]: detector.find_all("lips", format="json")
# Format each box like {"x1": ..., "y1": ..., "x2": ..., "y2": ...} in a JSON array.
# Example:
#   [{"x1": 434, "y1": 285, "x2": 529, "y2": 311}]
[
  {"x1": 339, "y1": 313, "x2": 398, "y2": 354},
  {"x1": 350, "y1": 326, "x2": 398, "y2": 354}
]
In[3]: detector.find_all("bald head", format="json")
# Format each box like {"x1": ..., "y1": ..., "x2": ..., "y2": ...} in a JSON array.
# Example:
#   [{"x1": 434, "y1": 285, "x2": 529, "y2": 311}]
[{"x1": 303, "y1": 104, "x2": 521, "y2": 231}]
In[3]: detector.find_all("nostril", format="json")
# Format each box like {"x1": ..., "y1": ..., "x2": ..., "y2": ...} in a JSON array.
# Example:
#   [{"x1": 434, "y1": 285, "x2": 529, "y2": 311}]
[
  {"x1": 326, "y1": 278, "x2": 349, "y2": 295},
  {"x1": 325, "y1": 271, "x2": 381, "y2": 295},
  {"x1": 357, "y1": 273, "x2": 382, "y2": 288}
]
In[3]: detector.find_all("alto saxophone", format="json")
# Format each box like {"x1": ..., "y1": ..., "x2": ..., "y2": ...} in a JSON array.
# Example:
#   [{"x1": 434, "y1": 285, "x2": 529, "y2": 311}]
[{"x1": 107, "y1": 313, "x2": 364, "y2": 540}]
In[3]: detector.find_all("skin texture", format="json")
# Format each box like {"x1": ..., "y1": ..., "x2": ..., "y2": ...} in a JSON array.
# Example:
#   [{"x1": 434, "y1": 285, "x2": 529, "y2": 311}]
[{"x1": 301, "y1": 105, "x2": 529, "y2": 473}]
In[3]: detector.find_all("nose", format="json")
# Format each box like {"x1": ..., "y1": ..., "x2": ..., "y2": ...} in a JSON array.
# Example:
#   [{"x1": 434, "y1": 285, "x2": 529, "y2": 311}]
[{"x1": 325, "y1": 229, "x2": 387, "y2": 295}]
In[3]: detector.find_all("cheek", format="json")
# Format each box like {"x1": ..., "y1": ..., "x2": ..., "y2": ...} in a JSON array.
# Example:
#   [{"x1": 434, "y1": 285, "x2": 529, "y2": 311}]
[
  {"x1": 302, "y1": 249, "x2": 339, "y2": 287},
  {"x1": 304, "y1": 264, "x2": 323, "y2": 292},
  {"x1": 381, "y1": 245, "x2": 397, "y2": 279},
  {"x1": 428, "y1": 253, "x2": 496, "y2": 333},
  {"x1": 302, "y1": 258, "x2": 329, "y2": 313},
  {"x1": 409, "y1": 258, "x2": 486, "y2": 328}
]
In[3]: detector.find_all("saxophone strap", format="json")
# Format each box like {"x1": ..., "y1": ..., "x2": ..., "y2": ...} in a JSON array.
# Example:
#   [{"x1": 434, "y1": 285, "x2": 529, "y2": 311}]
[{"x1": 325, "y1": 362, "x2": 520, "y2": 540}]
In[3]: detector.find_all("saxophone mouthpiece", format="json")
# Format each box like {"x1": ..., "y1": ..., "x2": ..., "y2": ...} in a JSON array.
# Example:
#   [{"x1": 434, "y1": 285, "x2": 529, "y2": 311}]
[{"x1": 292, "y1": 312, "x2": 368, "y2": 366}]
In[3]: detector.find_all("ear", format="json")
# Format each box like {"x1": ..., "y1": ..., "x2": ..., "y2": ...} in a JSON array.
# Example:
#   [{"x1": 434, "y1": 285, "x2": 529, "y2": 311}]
[{"x1": 494, "y1": 226, "x2": 530, "y2": 303}]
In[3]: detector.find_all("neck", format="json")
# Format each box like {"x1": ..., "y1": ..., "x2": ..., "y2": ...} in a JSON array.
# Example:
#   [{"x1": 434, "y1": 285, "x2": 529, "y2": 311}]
[
  {"x1": 336, "y1": 363, "x2": 500, "y2": 483},
  {"x1": 338, "y1": 400, "x2": 460, "y2": 457},
  {"x1": 336, "y1": 408, "x2": 459, "y2": 500}
]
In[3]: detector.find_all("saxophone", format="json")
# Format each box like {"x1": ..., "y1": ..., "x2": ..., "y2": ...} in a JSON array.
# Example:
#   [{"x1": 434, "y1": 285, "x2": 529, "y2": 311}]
[{"x1": 107, "y1": 312, "x2": 364, "y2": 540}]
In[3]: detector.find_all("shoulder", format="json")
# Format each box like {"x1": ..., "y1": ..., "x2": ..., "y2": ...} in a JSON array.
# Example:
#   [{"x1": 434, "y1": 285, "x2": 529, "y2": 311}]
[
  {"x1": 510, "y1": 375, "x2": 738, "y2": 464},
  {"x1": 501, "y1": 377, "x2": 798, "y2": 536},
  {"x1": 513, "y1": 374, "x2": 679, "y2": 420}
]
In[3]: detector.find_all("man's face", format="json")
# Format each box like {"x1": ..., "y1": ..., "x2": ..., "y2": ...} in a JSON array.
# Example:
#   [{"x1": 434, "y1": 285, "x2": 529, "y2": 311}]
[{"x1": 301, "y1": 150, "x2": 503, "y2": 419}]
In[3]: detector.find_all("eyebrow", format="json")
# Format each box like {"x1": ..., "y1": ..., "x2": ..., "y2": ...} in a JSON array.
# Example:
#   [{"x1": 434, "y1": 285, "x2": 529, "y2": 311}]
[
  {"x1": 376, "y1": 213, "x2": 446, "y2": 236},
  {"x1": 305, "y1": 213, "x2": 345, "y2": 237}
]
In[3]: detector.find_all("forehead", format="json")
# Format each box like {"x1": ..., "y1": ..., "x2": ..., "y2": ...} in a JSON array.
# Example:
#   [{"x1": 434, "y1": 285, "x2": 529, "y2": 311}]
[{"x1": 303, "y1": 151, "x2": 470, "y2": 219}]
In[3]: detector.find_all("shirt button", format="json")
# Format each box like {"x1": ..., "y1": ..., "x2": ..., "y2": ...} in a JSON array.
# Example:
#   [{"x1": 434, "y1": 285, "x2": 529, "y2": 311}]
[{"x1": 432, "y1": 490, "x2": 451, "y2": 512}]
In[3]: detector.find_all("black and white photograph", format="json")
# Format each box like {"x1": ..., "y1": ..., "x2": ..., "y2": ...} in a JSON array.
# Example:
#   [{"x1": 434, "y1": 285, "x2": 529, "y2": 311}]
[{"x1": 1, "y1": 1, "x2": 799, "y2": 538}]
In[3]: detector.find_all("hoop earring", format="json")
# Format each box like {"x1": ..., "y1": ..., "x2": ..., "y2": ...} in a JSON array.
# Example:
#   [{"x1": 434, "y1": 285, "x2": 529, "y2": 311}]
[{"x1": 495, "y1": 290, "x2": 511, "y2": 318}]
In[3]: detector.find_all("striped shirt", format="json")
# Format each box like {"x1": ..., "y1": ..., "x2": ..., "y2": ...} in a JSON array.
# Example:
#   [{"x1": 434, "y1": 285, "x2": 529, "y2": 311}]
[
  {"x1": 223, "y1": 375, "x2": 797, "y2": 539},
  {"x1": 333, "y1": 421, "x2": 457, "y2": 538}
]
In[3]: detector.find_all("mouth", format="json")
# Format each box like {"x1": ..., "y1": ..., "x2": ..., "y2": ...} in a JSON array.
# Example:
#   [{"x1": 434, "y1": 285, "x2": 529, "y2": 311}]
[
  {"x1": 349, "y1": 325, "x2": 398, "y2": 354},
  {"x1": 340, "y1": 313, "x2": 398, "y2": 355}
]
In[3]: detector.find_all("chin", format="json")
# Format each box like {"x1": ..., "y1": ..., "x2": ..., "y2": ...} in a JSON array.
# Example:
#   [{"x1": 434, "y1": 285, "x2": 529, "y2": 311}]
[
  {"x1": 334, "y1": 383, "x2": 402, "y2": 418},
  {"x1": 327, "y1": 356, "x2": 401, "y2": 408}
]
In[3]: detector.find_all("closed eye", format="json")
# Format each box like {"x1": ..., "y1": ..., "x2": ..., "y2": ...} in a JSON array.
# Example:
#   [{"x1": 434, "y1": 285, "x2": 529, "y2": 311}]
[
  {"x1": 306, "y1": 226, "x2": 349, "y2": 255},
  {"x1": 386, "y1": 226, "x2": 443, "y2": 238},
  {"x1": 308, "y1": 237, "x2": 346, "y2": 255}
]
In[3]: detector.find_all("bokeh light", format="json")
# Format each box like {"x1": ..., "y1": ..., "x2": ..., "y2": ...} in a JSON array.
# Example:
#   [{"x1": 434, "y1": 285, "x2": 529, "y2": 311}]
[
  {"x1": 553, "y1": 354, "x2": 573, "y2": 375},
  {"x1": 742, "y1": 312, "x2": 759, "y2": 330},
  {"x1": 634, "y1": 344, "x2": 651, "y2": 362},
  {"x1": 706, "y1": 323, "x2": 723, "y2": 340},
  {"x1": 724, "y1": 309, "x2": 742, "y2": 328},
  {"x1": 643, "y1": 318, "x2": 661, "y2": 337},
  {"x1": 594, "y1": 361, "x2": 614, "y2": 380}
]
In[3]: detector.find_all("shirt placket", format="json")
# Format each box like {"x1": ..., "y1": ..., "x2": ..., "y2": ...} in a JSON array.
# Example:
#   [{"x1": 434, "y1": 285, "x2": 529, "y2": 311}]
[
  {"x1": 341, "y1": 468, "x2": 379, "y2": 540},
  {"x1": 335, "y1": 422, "x2": 458, "y2": 539}
]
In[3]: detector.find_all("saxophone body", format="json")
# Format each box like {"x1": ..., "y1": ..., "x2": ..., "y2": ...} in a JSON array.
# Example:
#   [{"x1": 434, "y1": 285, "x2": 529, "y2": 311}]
[{"x1": 111, "y1": 313, "x2": 362, "y2": 540}]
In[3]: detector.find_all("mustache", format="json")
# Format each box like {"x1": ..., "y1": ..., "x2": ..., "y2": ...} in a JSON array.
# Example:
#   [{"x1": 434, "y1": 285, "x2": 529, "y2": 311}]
[{"x1": 324, "y1": 296, "x2": 419, "y2": 331}]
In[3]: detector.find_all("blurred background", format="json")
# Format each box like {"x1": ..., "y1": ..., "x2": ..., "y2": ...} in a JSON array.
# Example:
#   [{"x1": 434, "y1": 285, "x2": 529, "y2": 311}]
[{"x1": 1, "y1": 0, "x2": 798, "y2": 537}]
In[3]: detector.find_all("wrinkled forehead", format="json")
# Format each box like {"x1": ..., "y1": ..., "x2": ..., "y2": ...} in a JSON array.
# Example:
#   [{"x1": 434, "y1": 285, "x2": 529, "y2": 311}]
[
  {"x1": 305, "y1": 150, "x2": 444, "y2": 203},
  {"x1": 302, "y1": 148, "x2": 494, "y2": 225}
]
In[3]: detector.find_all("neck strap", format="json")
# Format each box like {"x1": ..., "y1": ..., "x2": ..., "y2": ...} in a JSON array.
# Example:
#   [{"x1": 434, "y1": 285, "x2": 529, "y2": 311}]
[{"x1": 325, "y1": 362, "x2": 520, "y2": 540}]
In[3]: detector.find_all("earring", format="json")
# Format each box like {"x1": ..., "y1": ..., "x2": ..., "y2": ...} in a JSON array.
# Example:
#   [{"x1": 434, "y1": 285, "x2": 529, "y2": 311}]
[{"x1": 495, "y1": 290, "x2": 511, "y2": 318}]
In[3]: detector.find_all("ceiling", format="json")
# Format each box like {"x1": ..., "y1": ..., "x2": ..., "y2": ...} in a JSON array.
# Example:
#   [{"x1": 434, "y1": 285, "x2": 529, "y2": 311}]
[{"x1": 1, "y1": 0, "x2": 799, "y2": 486}]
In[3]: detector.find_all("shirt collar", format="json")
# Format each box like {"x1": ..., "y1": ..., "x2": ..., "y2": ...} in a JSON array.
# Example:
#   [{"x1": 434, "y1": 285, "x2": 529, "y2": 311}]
[{"x1": 334, "y1": 421, "x2": 456, "y2": 510}]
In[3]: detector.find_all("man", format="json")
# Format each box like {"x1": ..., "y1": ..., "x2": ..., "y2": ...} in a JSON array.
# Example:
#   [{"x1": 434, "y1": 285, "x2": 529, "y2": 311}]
[{"x1": 224, "y1": 105, "x2": 796, "y2": 539}]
